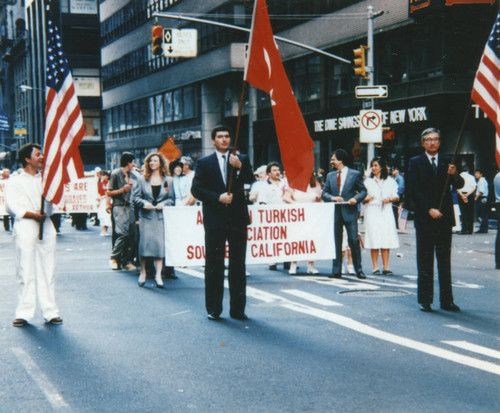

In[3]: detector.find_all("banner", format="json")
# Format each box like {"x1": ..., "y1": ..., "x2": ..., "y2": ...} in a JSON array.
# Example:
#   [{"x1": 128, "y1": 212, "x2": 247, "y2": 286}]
[
  {"x1": 0, "y1": 180, "x2": 6, "y2": 215},
  {"x1": 164, "y1": 203, "x2": 335, "y2": 266},
  {"x1": 53, "y1": 176, "x2": 99, "y2": 213}
]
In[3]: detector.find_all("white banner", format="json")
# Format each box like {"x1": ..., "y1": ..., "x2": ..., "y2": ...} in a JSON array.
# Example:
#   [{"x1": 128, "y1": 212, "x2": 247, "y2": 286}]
[
  {"x1": 0, "y1": 180, "x2": 6, "y2": 216},
  {"x1": 164, "y1": 203, "x2": 335, "y2": 267},
  {"x1": 53, "y1": 176, "x2": 99, "y2": 213}
]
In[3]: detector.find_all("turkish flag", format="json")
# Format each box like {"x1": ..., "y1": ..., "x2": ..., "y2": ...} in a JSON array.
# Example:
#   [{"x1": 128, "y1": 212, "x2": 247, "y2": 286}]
[{"x1": 244, "y1": 0, "x2": 314, "y2": 192}]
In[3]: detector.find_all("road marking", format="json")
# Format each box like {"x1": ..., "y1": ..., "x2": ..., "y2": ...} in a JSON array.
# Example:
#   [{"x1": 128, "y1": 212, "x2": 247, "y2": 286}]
[
  {"x1": 442, "y1": 341, "x2": 500, "y2": 360},
  {"x1": 179, "y1": 268, "x2": 500, "y2": 376},
  {"x1": 281, "y1": 289, "x2": 343, "y2": 306},
  {"x1": 170, "y1": 310, "x2": 191, "y2": 317},
  {"x1": 11, "y1": 347, "x2": 71, "y2": 410},
  {"x1": 444, "y1": 324, "x2": 482, "y2": 335}
]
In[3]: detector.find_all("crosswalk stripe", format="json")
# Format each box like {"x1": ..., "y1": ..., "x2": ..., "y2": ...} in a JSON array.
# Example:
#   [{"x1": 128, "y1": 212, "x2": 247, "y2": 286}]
[
  {"x1": 442, "y1": 341, "x2": 500, "y2": 360},
  {"x1": 281, "y1": 289, "x2": 343, "y2": 306}
]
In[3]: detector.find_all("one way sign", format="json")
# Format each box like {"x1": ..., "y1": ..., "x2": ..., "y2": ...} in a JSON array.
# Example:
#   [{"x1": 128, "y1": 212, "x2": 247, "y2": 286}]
[
  {"x1": 162, "y1": 28, "x2": 197, "y2": 58},
  {"x1": 355, "y1": 85, "x2": 388, "y2": 99}
]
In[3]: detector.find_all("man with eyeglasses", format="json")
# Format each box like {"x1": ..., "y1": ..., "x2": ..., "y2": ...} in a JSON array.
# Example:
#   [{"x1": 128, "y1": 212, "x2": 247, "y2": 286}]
[{"x1": 407, "y1": 127, "x2": 464, "y2": 313}]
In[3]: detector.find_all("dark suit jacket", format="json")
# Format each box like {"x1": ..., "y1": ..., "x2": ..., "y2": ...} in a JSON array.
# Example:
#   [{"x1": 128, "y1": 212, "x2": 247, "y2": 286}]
[
  {"x1": 322, "y1": 167, "x2": 367, "y2": 222},
  {"x1": 407, "y1": 153, "x2": 464, "y2": 228},
  {"x1": 191, "y1": 152, "x2": 254, "y2": 230}
]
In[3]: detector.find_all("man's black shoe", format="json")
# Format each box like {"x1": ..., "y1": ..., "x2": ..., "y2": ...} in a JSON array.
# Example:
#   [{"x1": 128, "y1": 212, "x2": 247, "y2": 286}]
[
  {"x1": 441, "y1": 302, "x2": 460, "y2": 312},
  {"x1": 164, "y1": 273, "x2": 178, "y2": 280},
  {"x1": 268, "y1": 264, "x2": 277, "y2": 271},
  {"x1": 207, "y1": 313, "x2": 220, "y2": 321},
  {"x1": 475, "y1": 230, "x2": 488, "y2": 234},
  {"x1": 12, "y1": 318, "x2": 29, "y2": 327},
  {"x1": 356, "y1": 271, "x2": 366, "y2": 280},
  {"x1": 230, "y1": 313, "x2": 248, "y2": 321},
  {"x1": 328, "y1": 273, "x2": 342, "y2": 279},
  {"x1": 420, "y1": 304, "x2": 432, "y2": 312}
]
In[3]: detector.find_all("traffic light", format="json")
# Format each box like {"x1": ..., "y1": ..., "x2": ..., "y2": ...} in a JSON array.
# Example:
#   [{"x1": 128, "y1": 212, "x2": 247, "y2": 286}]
[
  {"x1": 353, "y1": 46, "x2": 368, "y2": 79},
  {"x1": 152, "y1": 25, "x2": 163, "y2": 56}
]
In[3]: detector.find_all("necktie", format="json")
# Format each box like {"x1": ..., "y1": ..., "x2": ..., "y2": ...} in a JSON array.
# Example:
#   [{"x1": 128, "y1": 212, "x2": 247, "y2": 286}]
[
  {"x1": 337, "y1": 169, "x2": 341, "y2": 192},
  {"x1": 431, "y1": 157, "x2": 437, "y2": 175},
  {"x1": 221, "y1": 154, "x2": 227, "y2": 185}
]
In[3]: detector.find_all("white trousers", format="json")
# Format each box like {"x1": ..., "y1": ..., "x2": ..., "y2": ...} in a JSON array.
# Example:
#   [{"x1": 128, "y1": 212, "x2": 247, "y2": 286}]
[{"x1": 13, "y1": 218, "x2": 59, "y2": 321}]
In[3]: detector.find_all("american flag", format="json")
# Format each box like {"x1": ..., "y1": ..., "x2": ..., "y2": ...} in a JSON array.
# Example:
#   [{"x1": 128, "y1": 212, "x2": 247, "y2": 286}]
[
  {"x1": 42, "y1": 4, "x2": 85, "y2": 205},
  {"x1": 471, "y1": 13, "x2": 500, "y2": 168},
  {"x1": 397, "y1": 204, "x2": 408, "y2": 230}
]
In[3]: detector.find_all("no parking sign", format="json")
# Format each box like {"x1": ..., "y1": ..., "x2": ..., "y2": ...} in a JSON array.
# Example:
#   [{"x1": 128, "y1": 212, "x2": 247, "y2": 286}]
[{"x1": 359, "y1": 109, "x2": 383, "y2": 143}]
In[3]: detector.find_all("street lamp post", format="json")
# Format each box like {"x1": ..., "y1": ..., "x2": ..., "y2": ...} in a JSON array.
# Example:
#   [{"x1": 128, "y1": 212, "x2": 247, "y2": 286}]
[{"x1": 18, "y1": 84, "x2": 45, "y2": 146}]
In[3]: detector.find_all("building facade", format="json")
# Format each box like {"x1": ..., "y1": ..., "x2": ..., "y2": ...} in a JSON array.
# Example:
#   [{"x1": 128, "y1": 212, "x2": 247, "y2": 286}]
[
  {"x1": 9, "y1": 0, "x2": 105, "y2": 170},
  {"x1": 100, "y1": 0, "x2": 497, "y2": 188}
]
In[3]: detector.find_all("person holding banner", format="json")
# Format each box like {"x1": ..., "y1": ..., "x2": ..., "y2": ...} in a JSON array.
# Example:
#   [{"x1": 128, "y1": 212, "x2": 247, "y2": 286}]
[
  {"x1": 283, "y1": 173, "x2": 322, "y2": 275},
  {"x1": 5, "y1": 144, "x2": 62, "y2": 327},
  {"x1": 362, "y1": 157, "x2": 399, "y2": 276},
  {"x1": 322, "y1": 149, "x2": 367, "y2": 280},
  {"x1": 97, "y1": 171, "x2": 112, "y2": 236},
  {"x1": 191, "y1": 125, "x2": 254, "y2": 321},
  {"x1": 134, "y1": 153, "x2": 174, "y2": 288}
]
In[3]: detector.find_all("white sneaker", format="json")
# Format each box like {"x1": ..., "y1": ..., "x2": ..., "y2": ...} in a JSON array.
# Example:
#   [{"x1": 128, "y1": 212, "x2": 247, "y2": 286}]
[
  {"x1": 341, "y1": 264, "x2": 346, "y2": 274},
  {"x1": 307, "y1": 264, "x2": 319, "y2": 275},
  {"x1": 109, "y1": 259, "x2": 119, "y2": 270},
  {"x1": 347, "y1": 264, "x2": 355, "y2": 275},
  {"x1": 289, "y1": 263, "x2": 297, "y2": 275}
]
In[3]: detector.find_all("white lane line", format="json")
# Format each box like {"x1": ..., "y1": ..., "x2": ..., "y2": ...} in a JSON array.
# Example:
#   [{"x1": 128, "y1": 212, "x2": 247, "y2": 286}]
[
  {"x1": 444, "y1": 324, "x2": 482, "y2": 335},
  {"x1": 179, "y1": 268, "x2": 500, "y2": 376},
  {"x1": 11, "y1": 347, "x2": 71, "y2": 410},
  {"x1": 281, "y1": 289, "x2": 343, "y2": 306},
  {"x1": 442, "y1": 341, "x2": 500, "y2": 360}
]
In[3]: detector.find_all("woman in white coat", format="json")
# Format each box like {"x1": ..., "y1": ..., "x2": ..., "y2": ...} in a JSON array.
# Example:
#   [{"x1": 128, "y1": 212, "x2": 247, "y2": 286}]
[{"x1": 363, "y1": 157, "x2": 399, "y2": 275}]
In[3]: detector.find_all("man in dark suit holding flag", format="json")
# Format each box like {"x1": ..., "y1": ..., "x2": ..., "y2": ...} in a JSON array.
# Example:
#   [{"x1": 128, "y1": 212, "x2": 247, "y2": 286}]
[
  {"x1": 407, "y1": 127, "x2": 464, "y2": 312},
  {"x1": 191, "y1": 125, "x2": 254, "y2": 321}
]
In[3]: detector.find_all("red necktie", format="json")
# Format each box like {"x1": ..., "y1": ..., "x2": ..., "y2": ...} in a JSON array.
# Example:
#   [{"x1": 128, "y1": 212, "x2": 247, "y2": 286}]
[{"x1": 337, "y1": 169, "x2": 341, "y2": 191}]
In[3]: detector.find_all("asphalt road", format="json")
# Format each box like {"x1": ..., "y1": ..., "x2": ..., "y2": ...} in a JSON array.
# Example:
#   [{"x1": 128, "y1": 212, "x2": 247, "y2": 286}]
[{"x1": 0, "y1": 217, "x2": 499, "y2": 412}]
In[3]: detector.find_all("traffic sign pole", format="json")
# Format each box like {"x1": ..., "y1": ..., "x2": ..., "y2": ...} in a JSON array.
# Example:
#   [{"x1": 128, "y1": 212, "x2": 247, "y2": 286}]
[{"x1": 367, "y1": 5, "x2": 375, "y2": 164}]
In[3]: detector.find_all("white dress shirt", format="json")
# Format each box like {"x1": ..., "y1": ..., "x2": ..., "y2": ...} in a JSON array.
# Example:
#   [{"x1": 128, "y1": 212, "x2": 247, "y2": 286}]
[{"x1": 5, "y1": 171, "x2": 52, "y2": 220}]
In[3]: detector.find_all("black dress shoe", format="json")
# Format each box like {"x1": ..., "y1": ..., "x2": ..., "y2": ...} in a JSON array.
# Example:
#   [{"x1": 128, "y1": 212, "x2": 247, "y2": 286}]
[
  {"x1": 328, "y1": 273, "x2": 342, "y2": 279},
  {"x1": 164, "y1": 273, "x2": 178, "y2": 280},
  {"x1": 230, "y1": 312, "x2": 248, "y2": 320},
  {"x1": 207, "y1": 313, "x2": 220, "y2": 321},
  {"x1": 441, "y1": 302, "x2": 460, "y2": 312},
  {"x1": 356, "y1": 271, "x2": 366, "y2": 280},
  {"x1": 268, "y1": 264, "x2": 277, "y2": 271},
  {"x1": 420, "y1": 304, "x2": 432, "y2": 312},
  {"x1": 475, "y1": 230, "x2": 488, "y2": 234},
  {"x1": 12, "y1": 318, "x2": 29, "y2": 327}
]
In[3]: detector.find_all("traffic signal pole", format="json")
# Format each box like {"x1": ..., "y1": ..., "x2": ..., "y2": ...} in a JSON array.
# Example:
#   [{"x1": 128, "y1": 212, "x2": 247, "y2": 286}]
[{"x1": 367, "y1": 5, "x2": 375, "y2": 165}]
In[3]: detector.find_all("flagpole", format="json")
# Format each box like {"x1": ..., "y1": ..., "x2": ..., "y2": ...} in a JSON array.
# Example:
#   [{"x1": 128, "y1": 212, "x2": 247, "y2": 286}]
[
  {"x1": 438, "y1": 97, "x2": 472, "y2": 211},
  {"x1": 39, "y1": 196, "x2": 45, "y2": 240},
  {"x1": 227, "y1": 81, "x2": 247, "y2": 195}
]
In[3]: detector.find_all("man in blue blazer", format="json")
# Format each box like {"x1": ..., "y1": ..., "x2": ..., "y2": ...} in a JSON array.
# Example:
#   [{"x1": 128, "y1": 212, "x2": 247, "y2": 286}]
[
  {"x1": 407, "y1": 127, "x2": 464, "y2": 312},
  {"x1": 322, "y1": 149, "x2": 367, "y2": 279},
  {"x1": 191, "y1": 125, "x2": 254, "y2": 320}
]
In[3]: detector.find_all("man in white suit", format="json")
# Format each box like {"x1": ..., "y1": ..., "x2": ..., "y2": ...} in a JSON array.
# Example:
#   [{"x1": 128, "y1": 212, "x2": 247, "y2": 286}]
[{"x1": 5, "y1": 143, "x2": 62, "y2": 327}]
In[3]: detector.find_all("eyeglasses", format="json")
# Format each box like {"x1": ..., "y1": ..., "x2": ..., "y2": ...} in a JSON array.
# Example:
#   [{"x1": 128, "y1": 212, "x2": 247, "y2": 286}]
[{"x1": 423, "y1": 138, "x2": 440, "y2": 143}]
